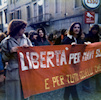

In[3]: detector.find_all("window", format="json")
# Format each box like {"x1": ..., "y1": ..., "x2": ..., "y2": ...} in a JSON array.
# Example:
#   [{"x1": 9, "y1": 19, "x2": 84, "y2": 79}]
[
  {"x1": 4, "y1": 9, "x2": 7, "y2": 23},
  {"x1": 10, "y1": 13, "x2": 14, "y2": 20},
  {"x1": 44, "y1": 0, "x2": 49, "y2": 14},
  {"x1": 0, "y1": 12, "x2": 2, "y2": 24},
  {"x1": 33, "y1": 3, "x2": 37, "y2": 17},
  {"x1": 75, "y1": 0, "x2": 82, "y2": 8},
  {"x1": 27, "y1": 6, "x2": 30, "y2": 20},
  {"x1": 10, "y1": 0, "x2": 13, "y2": 4},
  {"x1": 17, "y1": 10, "x2": 21, "y2": 19},
  {"x1": 0, "y1": 0, "x2": 2, "y2": 5},
  {"x1": 55, "y1": 0, "x2": 60, "y2": 13},
  {"x1": 10, "y1": 0, "x2": 15, "y2": 4}
]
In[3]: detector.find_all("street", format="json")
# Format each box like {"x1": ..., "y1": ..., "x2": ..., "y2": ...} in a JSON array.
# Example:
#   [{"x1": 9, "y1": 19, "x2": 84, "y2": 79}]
[{"x1": 0, "y1": 76, "x2": 101, "y2": 100}]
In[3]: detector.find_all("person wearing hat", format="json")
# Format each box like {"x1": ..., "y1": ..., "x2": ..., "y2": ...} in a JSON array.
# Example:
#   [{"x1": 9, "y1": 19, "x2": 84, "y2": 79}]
[{"x1": 1, "y1": 19, "x2": 32, "y2": 100}]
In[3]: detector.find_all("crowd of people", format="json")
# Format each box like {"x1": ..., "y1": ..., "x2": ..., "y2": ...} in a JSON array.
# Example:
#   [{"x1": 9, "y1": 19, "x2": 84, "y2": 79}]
[{"x1": 0, "y1": 19, "x2": 100, "y2": 100}]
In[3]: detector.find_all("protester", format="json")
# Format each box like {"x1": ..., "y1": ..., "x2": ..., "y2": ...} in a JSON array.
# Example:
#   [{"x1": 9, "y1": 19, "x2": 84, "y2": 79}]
[
  {"x1": 78, "y1": 32, "x2": 86, "y2": 44},
  {"x1": 29, "y1": 30, "x2": 38, "y2": 46},
  {"x1": 61, "y1": 22, "x2": 83, "y2": 100},
  {"x1": 0, "y1": 33, "x2": 6, "y2": 83},
  {"x1": 61, "y1": 29, "x2": 68, "y2": 40},
  {"x1": 85, "y1": 24, "x2": 100, "y2": 43},
  {"x1": 48, "y1": 33, "x2": 56, "y2": 45},
  {"x1": 85, "y1": 24, "x2": 101, "y2": 92},
  {"x1": 55, "y1": 29, "x2": 68, "y2": 45},
  {"x1": 48, "y1": 31, "x2": 59, "y2": 45},
  {"x1": 36, "y1": 28, "x2": 50, "y2": 46},
  {"x1": 1, "y1": 19, "x2": 32, "y2": 100}
]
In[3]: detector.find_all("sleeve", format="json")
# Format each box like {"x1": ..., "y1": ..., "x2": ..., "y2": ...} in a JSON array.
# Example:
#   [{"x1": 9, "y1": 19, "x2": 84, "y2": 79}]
[
  {"x1": 27, "y1": 38, "x2": 33, "y2": 46},
  {"x1": 1, "y1": 39, "x2": 10, "y2": 62},
  {"x1": 61, "y1": 37, "x2": 71, "y2": 44}
]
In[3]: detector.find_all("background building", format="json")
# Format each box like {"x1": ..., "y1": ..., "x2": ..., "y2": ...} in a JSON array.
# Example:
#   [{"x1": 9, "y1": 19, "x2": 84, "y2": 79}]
[
  {"x1": 3, "y1": 0, "x2": 101, "y2": 34},
  {"x1": 0, "y1": 0, "x2": 7, "y2": 32}
]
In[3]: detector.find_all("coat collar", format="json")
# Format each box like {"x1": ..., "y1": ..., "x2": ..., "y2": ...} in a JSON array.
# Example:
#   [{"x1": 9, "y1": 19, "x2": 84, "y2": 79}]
[
  {"x1": 8, "y1": 34, "x2": 27, "y2": 45},
  {"x1": 67, "y1": 34, "x2": 77, "y2": 43}
]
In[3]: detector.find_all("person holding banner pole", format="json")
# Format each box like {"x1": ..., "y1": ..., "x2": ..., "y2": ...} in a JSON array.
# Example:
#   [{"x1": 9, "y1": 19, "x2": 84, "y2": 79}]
[
  {"x1": 1, "y1": 19, "x2": 32, "y2": 100},
  {"x1": 61, "y1": 22, "x2": 83, "y2": 100}
]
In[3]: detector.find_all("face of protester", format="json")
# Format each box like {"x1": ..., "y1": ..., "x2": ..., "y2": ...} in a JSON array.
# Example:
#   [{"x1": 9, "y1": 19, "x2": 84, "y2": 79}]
[
  {"x1": 18, "y1": 27, "x2": 25, "y2": 36},
  {"x1": 81, "y1": 33, "x2": 85, "y2": 40},
  {"x1": 64, "y1": 30, "x2": 68, "y2": 36},
  {"x1": 92, "y1": 29, "x2": 98, "y2": 35},
  {"x1": 39, "y1": 30, "x2": 44, "y2": 38},
  {"x1": 73, "y1": 24, "x2": 80, "y2": 35},
  {"x1": 33, "y1": 35, "x2": 38, "y2": 40}
]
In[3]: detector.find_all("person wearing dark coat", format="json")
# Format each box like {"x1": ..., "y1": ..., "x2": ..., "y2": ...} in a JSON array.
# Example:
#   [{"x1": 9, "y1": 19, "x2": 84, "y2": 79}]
[
  {"x1": 29, "y1": 30, "x2": 38, "y2": 46},
  {"x1": 55, "y1": 29, "x2": 68, "y2": 45},
  {"x1": 36, "y1": 28, "x2": 50, "y2": 46},
  {"x1": 85, "y1": 24, "x2": 100, "y2": 43},
  {"x1": 85, "y1": 24, "x2": 101, "y2": 92},
  {"x1": 61, "y1": 22, "x2": 82, "y2": 100}
]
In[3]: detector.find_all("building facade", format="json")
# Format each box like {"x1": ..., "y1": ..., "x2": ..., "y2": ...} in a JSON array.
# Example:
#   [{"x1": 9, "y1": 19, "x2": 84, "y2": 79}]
[
  {"x1": 6, "y1": 0, "x2": 101, "y2": 34},
  {"x1": 0, "y1": 0, "x2": 7, "y2": 32}
]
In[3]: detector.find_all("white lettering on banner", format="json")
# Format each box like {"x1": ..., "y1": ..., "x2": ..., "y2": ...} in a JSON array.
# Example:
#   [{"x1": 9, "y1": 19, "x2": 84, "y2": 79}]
[
  {"x1": 40, "y1": 51, "x2": 46, "y2": 68},
  {"x1": 26, "y1": 52, "x2": 33, "y2": 69},
  {"x1": 96, "y1": 49, "x2": 101, "y2": 58},
  {"x1": 31, "y1": 52, "x2": 39, "y2": 69},
  {"x1": 55, "y1": 50, "x2": 61, "y2": 66},
  {"x1": 54, "y1": 50, "x2": 67, "y2": 66},
  {"x1": 60, "y1": 50, "x2": 67, "y2": 65},
  {"x1": 19, "y1": 48, "x2": 101, "y2": 71},
  {"x1": 19, "y1": 50, "x2": 68, "y2": 71},
  {"x1": 19, "y1": 52, "x2": 28, "y2": 71},
  {"x1": 47, "y1": 51, "x2": 55, "y2": 68},
  {"x1": 69, "y1": 52, "x2": 81, "y2": 64}
]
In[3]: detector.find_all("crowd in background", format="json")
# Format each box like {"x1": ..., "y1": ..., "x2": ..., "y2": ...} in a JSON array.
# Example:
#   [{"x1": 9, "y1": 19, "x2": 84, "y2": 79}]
[{"x1": 0, "y1": 19, "x2": 101, "y2": 100}]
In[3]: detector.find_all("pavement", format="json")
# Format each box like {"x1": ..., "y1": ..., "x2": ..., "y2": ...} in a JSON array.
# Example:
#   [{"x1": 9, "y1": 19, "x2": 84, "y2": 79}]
[{"x1": 0, "y1": 76, "x2": 101, "y2": 100}]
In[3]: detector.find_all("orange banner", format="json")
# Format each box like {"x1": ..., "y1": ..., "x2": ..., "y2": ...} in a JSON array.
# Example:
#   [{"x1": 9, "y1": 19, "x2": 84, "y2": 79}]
[{"x1": 17, "y1": 42, "x2": 101, "y2": 98}]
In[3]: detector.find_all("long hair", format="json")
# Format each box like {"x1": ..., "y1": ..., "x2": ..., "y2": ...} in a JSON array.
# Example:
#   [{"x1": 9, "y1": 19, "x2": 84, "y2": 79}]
[
  {"x1": 89, "y1": 24, "x2": 100, "y2": 35},
  {"x1": 7, "y1": 19, "x2": 27, "y2": 37},
  {"x1": 68, "y1": 22, "x2": 82, "y2": 38},
  {"x1": 0, "y1": 32, "x2": 6, "y2": 42},
  {"x1": 37, "y1": 28, "x2": 46, "y2": 41}
]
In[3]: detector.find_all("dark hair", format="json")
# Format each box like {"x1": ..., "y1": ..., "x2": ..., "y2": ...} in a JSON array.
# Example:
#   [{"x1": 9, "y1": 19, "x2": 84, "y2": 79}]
[
  {"x1": 0, "y1": 32, "x2": 6, "y2": 42},
  {"x1": 29, "y1": 30, "x2": 37, "y2": 35},
  {"x1": 89, "y1": 24, "x2": 100, "y2": 34},
  {"x1": 7, "y1": 19, "x2": 27, "y2": 37},
  {"x1": 48, "y1": 33, "x2": 53, "y2": 41},
  {"x1": 29, "y1": 31, "x2": 38, "y2": 41},
  {"x1": 37, "y1": 28, "x2": 46, "y2": 41},
  {"x1": 24, "y1": 32, "x2": 29, "y2": 37},
  {"x1": 61, "y1": 29, "x2": 67, "y2": 35},
  {"x1": 68, "y1": 22, "x2": 82, "y2": 38}
]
